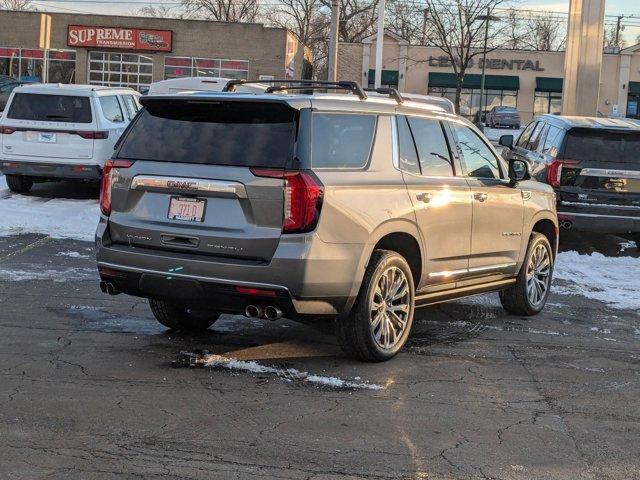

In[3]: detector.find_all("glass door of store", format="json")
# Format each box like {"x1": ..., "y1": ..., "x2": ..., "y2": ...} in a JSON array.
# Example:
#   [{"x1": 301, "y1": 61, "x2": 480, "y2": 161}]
[{"x1": 627, "y1": 95, "x2": 639, "y2": 119}]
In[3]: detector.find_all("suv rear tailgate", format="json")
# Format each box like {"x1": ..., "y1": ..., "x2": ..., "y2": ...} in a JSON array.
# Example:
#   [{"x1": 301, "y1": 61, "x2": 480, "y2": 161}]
[
  {"x1": 2, "y1": 93, "x2": 95, "y2": 160},
  {"x1": 106, "y1": 98, "x2": 299, "y2": 262},
  {"x1": 558, "y1": 128, "x2": 640, "y2": 218}
]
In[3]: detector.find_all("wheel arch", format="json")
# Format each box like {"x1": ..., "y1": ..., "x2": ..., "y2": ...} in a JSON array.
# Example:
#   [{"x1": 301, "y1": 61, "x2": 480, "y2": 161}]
[
  {"x1": 342, "y1": 220, "x2": 424, "y2": 317},
  {"x1": 528, "y1": 211, "x2": 559, "y2": 258}
]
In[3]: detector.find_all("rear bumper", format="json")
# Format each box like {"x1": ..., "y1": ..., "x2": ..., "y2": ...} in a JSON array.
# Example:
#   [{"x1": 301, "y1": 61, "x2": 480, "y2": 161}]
[
  {"x1": 558, "y1": 211, "x2": 640, "y2": 233},
  {"x1": 95, "y1": 217, "x2": 366, "y2": 318},
  {"x1": 0, "y1": 160, "x2": 101, "y2": 180},
  {"x1": 490, "y1": 118, "x2": 519, "y2": 127}
]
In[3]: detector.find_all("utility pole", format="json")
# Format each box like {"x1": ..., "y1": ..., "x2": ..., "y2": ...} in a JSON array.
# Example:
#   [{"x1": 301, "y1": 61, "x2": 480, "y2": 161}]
[
  {"x1": 327, "y1": 0, "x2": 340, "y2": 81},
  {"x1": 422, "y1": 8, "x2": 428, "y2": 45},
  {"x1": 477, "y1": 9, "x2": 500, "y2": 123},
  {"x1": 480, "y1": 7, "x2": 490, "y2": 123},
  {"x1": 614, "y1": 15, "x2": 623, "y2": 47},
  {"x1": 374, "y1": 0, "x2": 386, "y2": 88}
]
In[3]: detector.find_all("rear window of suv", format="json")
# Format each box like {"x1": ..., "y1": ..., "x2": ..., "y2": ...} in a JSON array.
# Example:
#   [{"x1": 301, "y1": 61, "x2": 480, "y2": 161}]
[
  {"x1": 117, "y1": 100, "x2": 297, "y2": 168},
  {"x1": 564, "y1": 129, "x2": 640, "y2": 164},
  {"x1": 7, "y1": 93, "x2": 92, "y2": 123}
]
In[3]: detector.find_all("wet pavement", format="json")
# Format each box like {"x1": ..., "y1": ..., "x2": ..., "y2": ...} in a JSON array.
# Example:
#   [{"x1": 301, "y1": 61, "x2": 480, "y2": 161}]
[{"x1": 0, "y1": 182, "x2": 639, "y2": 479}]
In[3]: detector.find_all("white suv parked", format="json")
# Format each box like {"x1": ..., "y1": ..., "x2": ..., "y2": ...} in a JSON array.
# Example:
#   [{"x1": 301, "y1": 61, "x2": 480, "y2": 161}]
[{"x1": 0, "y1": 84, "x2": 141, "y2": 193}]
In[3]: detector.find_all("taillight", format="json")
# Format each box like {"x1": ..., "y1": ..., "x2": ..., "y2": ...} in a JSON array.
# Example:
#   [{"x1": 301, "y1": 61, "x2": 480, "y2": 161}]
[
  {"x1": 0, "y1": 126, "x2": 17, "y2": 135},
  {"x1": 250, "y1": 168, "x2": 323, "y2": 233},
  {"x1": 77, "y1": 131, "x2": 109, "y2": 139},
  {"x1": 100, "y1": 159, "x2": 133, "y2": 216},
  {"x1": 546, "y1": 159, "x2": 579, "y2": 188}
]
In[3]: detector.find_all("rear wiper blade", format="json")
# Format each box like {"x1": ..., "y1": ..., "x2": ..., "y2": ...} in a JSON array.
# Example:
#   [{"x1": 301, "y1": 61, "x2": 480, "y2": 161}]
[{"x1": 46, "y1": 114, "x2": 70, "y2": 119}]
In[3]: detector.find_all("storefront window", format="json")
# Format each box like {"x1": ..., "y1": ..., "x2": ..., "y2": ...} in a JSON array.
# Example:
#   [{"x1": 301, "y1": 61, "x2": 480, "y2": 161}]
[
  {"x1": 164, "y1": 56, "x2": 248, "y2": 80},
  {"x1": 428, "y1": 86, "x2": 518, "y2": 120},
  {"x1": 534, "y1": 91, "x2": 562, "y2": 116},
  {"x1": 48, "y1": 50, "x2": 76, "y2": 83},
  {"x1": 0, "y1": 47, "x2": 75, "y2": 83},
  {"x1": 89, "y1": 51, "x2": 153, "y2": 92}
]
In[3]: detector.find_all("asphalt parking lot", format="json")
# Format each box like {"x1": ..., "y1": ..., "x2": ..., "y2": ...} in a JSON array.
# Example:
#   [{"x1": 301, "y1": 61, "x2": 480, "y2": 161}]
[{"x1": 1, "y1": 182, "x2": 639, "y2": 480}]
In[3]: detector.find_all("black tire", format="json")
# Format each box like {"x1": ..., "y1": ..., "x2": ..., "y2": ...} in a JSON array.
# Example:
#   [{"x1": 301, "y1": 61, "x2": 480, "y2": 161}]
[
  {"x1": 514, "y1": 124, "x2": 521, "y2": 130},
  {"x1": 149, "y1": 299, "x2": 220, "y2": 332},
  {"x1": 500, "y1": 233, "x2": 554, "y2": 316},
  {"x1": 6, "y1": 174, "x2": 33, "y2": 193},
  {"x1": 336, "y1": 250, "x2": 415, "y2": 362},
  {"x1": 633, "y1": 234, "x2": 640, "y2": 251}
]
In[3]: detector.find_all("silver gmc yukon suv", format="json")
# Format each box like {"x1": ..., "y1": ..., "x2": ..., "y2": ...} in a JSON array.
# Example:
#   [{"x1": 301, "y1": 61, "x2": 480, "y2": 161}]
[{"x1": 96, "y1": 80, "x2": 558, "y2": 362}]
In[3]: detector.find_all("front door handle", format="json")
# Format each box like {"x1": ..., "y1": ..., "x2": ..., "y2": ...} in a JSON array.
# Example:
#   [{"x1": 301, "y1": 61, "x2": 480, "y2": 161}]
[
  {"x1": 416, "y1": 192, "x2": 433, "y2": 203},
  {"x1": 473, "y1": 192, "x2": 488, "y2": 202}
]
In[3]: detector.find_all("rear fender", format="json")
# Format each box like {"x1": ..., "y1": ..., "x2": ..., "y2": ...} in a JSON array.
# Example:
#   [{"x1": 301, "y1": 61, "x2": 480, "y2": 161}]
[{"x1": 340, "y1": 219, "x2": 423, "y2": 318}]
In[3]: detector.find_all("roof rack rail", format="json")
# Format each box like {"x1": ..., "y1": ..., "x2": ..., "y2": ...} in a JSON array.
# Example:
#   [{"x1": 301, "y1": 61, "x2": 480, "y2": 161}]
[
  {"x1": 364, "y1": 87, "x2": 404, "y2": 104},
  {"x1": 223, "y1": 79, "x2": 368, "y2": 100}
]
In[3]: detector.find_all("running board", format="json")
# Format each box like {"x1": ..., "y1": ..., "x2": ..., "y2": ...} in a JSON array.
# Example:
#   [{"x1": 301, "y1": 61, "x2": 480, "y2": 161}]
[{"x1": 415, "y1": 278, "x2": 516, "y2": 307}]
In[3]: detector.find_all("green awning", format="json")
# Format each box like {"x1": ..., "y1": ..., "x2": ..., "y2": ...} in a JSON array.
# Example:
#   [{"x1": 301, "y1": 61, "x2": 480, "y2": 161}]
[
  {"x1": 629, "y1": 81, "x2": 640, "y2": 96},
  {"x1": 428, "y1": 72, "x2": 519, "y2": 90},
  {"x1": 536, "y1": 77, "x2": 563, "y2": 93},
  {"x1": 368, "y1": 69, "x2": 399, "y2": 86}
]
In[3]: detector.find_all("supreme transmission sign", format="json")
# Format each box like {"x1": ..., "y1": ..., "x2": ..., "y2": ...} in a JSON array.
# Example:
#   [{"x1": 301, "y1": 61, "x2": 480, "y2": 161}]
[{"x1": 67, "y1": 25, "x2": 173, "y2": 52}]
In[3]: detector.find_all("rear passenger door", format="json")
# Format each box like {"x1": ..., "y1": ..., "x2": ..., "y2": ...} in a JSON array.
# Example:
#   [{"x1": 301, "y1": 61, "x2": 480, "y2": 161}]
[
  {"x1": 448, "y1": 121, "x2": 524, "y2": 274},
  {"x1": 397, "y1": 115, "x2": 472, "y2": 287}
]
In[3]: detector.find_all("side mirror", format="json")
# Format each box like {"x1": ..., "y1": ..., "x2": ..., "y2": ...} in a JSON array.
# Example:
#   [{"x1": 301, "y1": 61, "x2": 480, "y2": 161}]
[
  {"x1": 499, "y1": 134, "x2": 514, "y2": 149},
  {"x1": 508, "y1": 158, "x2": 530, "y2": 185}
]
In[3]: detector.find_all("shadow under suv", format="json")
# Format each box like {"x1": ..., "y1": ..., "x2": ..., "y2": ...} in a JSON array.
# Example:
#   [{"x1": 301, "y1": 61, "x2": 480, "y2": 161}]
[{"x1": 96, "y1": 80, "x2": 558, "y2": 362}]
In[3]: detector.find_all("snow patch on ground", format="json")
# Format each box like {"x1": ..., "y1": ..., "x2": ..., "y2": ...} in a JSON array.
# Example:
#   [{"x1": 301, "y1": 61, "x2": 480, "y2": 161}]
[
  {"x1": 553, "y1": 251, "x2": 640, "y2": 311},
  {"x1": 57, "y1": 251, "x2": 91, "y2": 259},
  {"x1": 0, "y1": 267, "x2": 96, "y2": 282},
  {"x1": 204, "y1": 354, "x2": 383, "y2": 390},
  {"x1": 0, "y1": 176, "x2": 99, "y2": 241}
]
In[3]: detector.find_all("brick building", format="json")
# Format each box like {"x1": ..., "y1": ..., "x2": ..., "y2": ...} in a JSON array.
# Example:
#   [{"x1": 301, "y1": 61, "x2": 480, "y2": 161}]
[{"x1": 0, "y1": 10, "x2": 311, "y2": 91}]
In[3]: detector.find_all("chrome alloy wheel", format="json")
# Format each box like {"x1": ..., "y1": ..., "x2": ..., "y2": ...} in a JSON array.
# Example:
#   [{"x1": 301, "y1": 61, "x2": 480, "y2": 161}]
[
  {"x1": 526, "y1": 243, "x2": 552, "y2": 307},
  {"x1": 370, "y1": 266, "x2": 411, "y2": 350}
]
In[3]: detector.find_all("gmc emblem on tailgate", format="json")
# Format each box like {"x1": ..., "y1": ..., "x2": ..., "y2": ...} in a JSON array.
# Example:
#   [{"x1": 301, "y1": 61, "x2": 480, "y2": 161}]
[{"x1": 167, "y1": 180, "x2": 198, "y2": 189}]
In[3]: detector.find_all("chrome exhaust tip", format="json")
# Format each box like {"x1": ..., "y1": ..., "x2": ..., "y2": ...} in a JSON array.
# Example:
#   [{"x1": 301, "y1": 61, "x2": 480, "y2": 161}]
[
  {"x1": 245, "y1": 305, "x2": 262, "y2": 318},
  {"x1": 102, "y1": 281, "x2": 120, "y2": 296},
  {"x1": 264, "y1": 306, "x2": 283, "y2": 321}
]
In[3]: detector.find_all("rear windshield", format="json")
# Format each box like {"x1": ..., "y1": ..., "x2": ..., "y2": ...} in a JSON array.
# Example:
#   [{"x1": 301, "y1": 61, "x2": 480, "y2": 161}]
[
  {"x1": 7, "y1": 93, "x2": 92, "y2": 123},
  {"x1": 117, "y1": 100, "x2": 297, "y2": 168},
  {"x1": 564, "y1": 130, "x2": 640, "y2": 164}
]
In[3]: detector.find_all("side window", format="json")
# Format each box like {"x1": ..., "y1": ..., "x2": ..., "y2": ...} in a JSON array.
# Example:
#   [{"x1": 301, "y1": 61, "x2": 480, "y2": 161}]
[
  {"x1": 406, "y1": 116, "x2": 454, "y2": 176},
  {"x1": 397, "y1": 116, "x2": 420, "y2": 175},
  {"x1": 120, "y1": 95, "x2": 138, "y2": 121},
  {"x1": 450, "y1": 123, "x2": 501, "y2": 179},
  {"x1": 311, "y1": 113, "x2": 376, "y2": 168},
  {"x1": 99, "y1": 96, "x2": 124, "y2": 123},
  {"x1": 527, "y1": 122, "x2": 546, "y2": 151},
  {"x1": 542, "y1": 125, "x2": 563, "y2": 156},
  {"x1": 516, "y1": 121, "x2": 537, "y2": 149}
]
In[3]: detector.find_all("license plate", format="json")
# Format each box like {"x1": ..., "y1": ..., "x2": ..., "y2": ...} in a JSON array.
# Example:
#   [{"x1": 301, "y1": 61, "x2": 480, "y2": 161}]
[
  {"x1": 38, "y1": 133, "x2": 57, "y2": 143},
  {"x1": 168, "y1": 197, "x2": 206, "y2": 222}
]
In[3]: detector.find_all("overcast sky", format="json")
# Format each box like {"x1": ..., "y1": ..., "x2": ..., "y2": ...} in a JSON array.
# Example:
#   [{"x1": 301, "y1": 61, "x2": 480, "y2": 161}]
[{"x1": 33, "y1": 0, "x2": 640, "y2": 47}]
